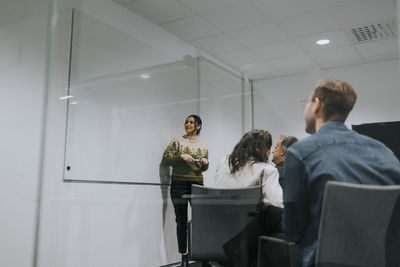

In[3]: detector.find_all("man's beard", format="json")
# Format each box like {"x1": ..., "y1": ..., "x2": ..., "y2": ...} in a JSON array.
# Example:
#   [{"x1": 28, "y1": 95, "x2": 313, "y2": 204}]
[{"x1": 305, "y1": 117, "x2": 316, "y2": 134}]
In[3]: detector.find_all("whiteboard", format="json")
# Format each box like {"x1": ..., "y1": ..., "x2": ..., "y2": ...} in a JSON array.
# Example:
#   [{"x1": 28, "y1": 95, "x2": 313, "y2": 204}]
[
  {"x1": 63, "y1": 10, "x2": 199, "y2": 183},
  {"x1": 64, "y1": 62, "x2": 198, "y2": 183},
  {"x1": 63, "y1": 10, "x2": 248, "y2": 184}
]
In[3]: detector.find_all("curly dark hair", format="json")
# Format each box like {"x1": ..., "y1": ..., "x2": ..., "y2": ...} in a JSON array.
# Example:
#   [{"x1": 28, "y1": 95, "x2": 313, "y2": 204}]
[{"x1": 228, "y1": 130, "x2": 272, "y2": 174}]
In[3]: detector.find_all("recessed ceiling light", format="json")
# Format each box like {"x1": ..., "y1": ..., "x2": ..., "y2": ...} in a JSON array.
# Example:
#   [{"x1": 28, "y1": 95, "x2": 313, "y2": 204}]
[
  {"x1": 316, "y1": 39, "x2": 330, "y2": 45},
  {"x1": 140, "y1": 74, "x2": 150, "y2": 79},
  {"x1": 59, "y1": 95, "x2": 74, "y2": 100}
]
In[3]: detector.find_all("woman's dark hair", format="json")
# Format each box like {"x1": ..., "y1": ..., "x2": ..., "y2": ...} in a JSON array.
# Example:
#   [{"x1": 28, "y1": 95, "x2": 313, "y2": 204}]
[
  {"x1": 187, "y1": 114, "x2": 202, "y2": 135},
  {"x1": 228, "y1": 130, "x2": 272, "y2": 174}
]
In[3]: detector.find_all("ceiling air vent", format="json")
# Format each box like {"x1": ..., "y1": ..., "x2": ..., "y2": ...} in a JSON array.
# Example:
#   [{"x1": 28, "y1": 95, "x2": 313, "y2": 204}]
[{"x1": 347, "y1": 18, "x2": 398, "y2": 44}]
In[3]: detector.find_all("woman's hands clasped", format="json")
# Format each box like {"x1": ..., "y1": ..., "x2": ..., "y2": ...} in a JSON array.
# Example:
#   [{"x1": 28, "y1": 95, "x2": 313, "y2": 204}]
[
  {"x1": 181, "y1": 154, "x2": 208, "y2": 165},
  {"x1": 181, "y1": 154, "x2": 194, "y2": 162},
  {"x1": 199, "y1": 158, "x2": 208, "y2": 165}
]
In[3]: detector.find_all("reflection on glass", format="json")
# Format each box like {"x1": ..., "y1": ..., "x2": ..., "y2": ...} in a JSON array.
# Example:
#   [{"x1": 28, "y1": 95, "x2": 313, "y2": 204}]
[{"x1": 65, "y1": 61, "x2": 198, "y2": 183}]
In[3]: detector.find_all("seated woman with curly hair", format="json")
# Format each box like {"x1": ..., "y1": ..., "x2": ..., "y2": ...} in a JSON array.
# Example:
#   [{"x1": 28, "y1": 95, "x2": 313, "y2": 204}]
[
  {"x1": 214, "y1": 129, "x2": 283, "y2": 267},
  {"x1": 215, "y1": 129, "x2": 282, "y2": 208}
]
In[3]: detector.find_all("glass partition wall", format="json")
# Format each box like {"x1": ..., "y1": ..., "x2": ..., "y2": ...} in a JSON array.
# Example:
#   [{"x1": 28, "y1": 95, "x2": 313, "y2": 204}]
[
  {"x1": 64, "y1": 8, "x2": 250, "y2": 184},
  {"x1": 33, "y1": 0, "x2": 250, "y2": 267}
]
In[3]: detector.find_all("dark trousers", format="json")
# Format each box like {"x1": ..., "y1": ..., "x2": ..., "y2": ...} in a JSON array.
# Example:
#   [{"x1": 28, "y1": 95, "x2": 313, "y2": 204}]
[
  {"x1": 170, "y1": 179, "x2": 203, "y2": 254},
  {"x1": 223, "y1": 205, "x2": 283, "y2": 267}
]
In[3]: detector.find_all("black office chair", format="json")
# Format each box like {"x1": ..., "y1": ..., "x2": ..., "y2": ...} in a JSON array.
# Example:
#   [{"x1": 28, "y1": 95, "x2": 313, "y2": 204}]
[
  {"x1": 257, "y1": 181, "x2": 400, "y2": 267},
  {"x1": 187, "y1": 184, "x2": 262, "y2": 265},
  {"x1": 316, "y1": 181, "x2": 400, "y2": 267},
  {"x1": 257, "y1": 235, "x2": 296, "y2": 267}
]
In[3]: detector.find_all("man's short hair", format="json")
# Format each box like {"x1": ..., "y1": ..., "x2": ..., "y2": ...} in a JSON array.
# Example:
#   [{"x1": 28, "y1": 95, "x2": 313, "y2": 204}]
[
  {"x1": 312, "y1": 79, "x2": 357, "y2": 122},
  {"x1": 280, "y1": 136, "x2": 298, "y2": 150}
]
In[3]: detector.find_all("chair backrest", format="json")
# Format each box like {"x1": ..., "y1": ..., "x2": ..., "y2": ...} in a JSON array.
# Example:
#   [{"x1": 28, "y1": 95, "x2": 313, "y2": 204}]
[
  {"x1": 316, "y1": 181, "x2": 400, "y2": 267},
  {"x1": 258, "y1": 235, "x2": 297, "y2": 267},
  {"x1": 189, "y1": 184, "x2": 262, "y2": 263}
]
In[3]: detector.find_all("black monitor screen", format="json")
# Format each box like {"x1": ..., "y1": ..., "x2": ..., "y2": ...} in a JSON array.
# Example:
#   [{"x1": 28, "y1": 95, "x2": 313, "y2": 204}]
[{"x1": 352, "y1": 121, "x2": 400, "y2": 161}]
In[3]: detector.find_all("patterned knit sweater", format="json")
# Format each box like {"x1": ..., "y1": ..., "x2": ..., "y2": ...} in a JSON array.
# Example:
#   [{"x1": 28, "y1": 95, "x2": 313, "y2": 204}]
[{"x1": 162, "y1": 135, "x2": 209, "y2": 182}]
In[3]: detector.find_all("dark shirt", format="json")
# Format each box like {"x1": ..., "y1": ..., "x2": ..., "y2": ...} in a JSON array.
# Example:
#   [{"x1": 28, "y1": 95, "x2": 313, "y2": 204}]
[
  {"x1": 275, "y1": 161, "x2": 285, "y2": 190},
  {"x1": 282, "y1": 121, "x2": 400, "y2": 267}
]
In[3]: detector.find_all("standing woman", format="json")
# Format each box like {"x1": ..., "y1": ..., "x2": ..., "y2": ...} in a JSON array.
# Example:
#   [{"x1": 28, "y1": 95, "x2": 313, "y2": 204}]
[{"x1": 162, "y1": 115, "x2": 209, "y2": 267}]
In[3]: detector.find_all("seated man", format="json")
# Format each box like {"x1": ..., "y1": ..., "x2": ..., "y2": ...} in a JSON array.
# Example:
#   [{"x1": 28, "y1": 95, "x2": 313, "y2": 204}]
[
  {"x1": 283, "y1": 79, "x2": 400, "y2": 267},
  {"x1": 272, "y1": 135, "x2": 298, "y2": 190}
]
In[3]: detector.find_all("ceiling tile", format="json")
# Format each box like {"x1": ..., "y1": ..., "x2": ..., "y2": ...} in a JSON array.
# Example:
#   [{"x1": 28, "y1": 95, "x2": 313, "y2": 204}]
[
  {"x1": 251, "y1": 0, "x2": 364, "y2": 21},
  {"x1": 201, "y1": 2, "x2": 268, "y2": 32},
  {"x1": 333, "y1": 0, "x2": 396, "y2": 29},
  {"x1": 252, "y1": 0, "x2": 311, "y2": 21},
  {"x1": 125, "y1": 0, "x2": 194, "y2": 25},
  {"x1": 178, "y1": 0, "x2": 242, "y2": 14},
  {"x1": 364, "y1": 52, "x2": 399, "y2": 63},
  {"x1": 356, "y1": 38, "x2": 398, "y2": 58},
  {"x1": 190, "y1": 34, "x2": 243, "y2": 54},
  {"x1": 309, "y1": 46, "x2": 362, "y2": 65},
  {"x1": 238, "y1": 63, "x2": 256, "y2": 72},
  {"x1": 219, "y1": 49, "x2": 259, "y2": 66},
  {"x1": 228, "y1": 23, "x2": 288, "y2": 47},
  {"x1": 250, "y1": 71, "x2": 284, "y2": 80},
  {"x1": 252, "y1": 0, "x2": 319, "y2": 21},
  {"x1": 319, "y1": 0, "x2": 367, "y2": 8},
  {"x1": 250, "y1": 40, "x2": 304, "y2": 60},
  {"x1": 239, "y1": 61, "x2": 276, "y2": 75},
  {"x1": 113, "y1": 0, "x2": 133, "y2": 5},
  {"x1": 319, "y1": 58, "x2": 364, "y2": 69},
  {"x1": 122, "y1": 0, "x2": 397, "y2": 78},
  {"x1": 294, "y1": 30, "x2": 353, "y2": 52},
  {"x1": 268, "y1": 54, "x2": 318, "y2": 71},
  {"x1": 161, "y1": 16, "x2": 221, "y2": 41},
  {"x1": 279, "y1": 8, "x2": 341, "y2": 38}
]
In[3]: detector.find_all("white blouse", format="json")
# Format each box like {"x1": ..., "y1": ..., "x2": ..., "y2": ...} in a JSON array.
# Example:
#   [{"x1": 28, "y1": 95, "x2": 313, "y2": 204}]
[{"x1": 214, "y1": 157, "x2": 283, "y2": 208}]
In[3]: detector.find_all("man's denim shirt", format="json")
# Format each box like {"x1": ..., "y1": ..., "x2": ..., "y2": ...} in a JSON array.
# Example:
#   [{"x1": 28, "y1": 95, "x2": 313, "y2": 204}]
[{"x1": 282, "y1": 121, "x2": 400, "y2": 267}]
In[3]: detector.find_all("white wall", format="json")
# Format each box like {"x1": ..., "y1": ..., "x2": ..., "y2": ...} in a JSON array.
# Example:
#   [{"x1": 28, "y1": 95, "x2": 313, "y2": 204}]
[
  {"x1": 0, "y1": 2, "x2": 49, "y2": 266},
  {"x1": 253, "y1": 59, "x2": 400, "y2": 146}
]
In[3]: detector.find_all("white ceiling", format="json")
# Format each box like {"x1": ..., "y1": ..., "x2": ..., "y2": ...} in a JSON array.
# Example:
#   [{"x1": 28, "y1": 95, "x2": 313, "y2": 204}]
[
  {"x1": 115, "y1": 0, "x2": 399, "y2": 80},
  {"x1": 0, "y1": 0, "x2": 49, "y2": 26}
]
